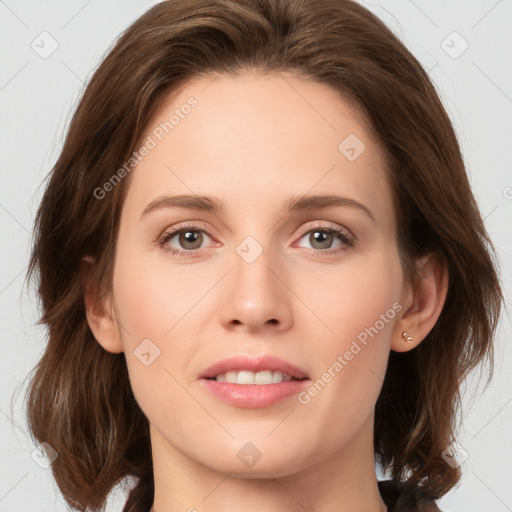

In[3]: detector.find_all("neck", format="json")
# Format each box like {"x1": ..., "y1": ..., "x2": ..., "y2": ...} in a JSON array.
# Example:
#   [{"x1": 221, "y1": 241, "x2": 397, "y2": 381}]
[{"x1": 148, "y1": 412, "x2": 387, "y2": 512}]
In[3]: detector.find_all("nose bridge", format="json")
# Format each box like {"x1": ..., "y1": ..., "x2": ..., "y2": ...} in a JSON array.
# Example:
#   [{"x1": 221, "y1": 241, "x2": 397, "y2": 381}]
[
  {"x1": 218, "y1": 227, "x2": 291, "y2": 330},
  {"x1": 233, "y1": 231, "x2": 280, "y2": 303}
]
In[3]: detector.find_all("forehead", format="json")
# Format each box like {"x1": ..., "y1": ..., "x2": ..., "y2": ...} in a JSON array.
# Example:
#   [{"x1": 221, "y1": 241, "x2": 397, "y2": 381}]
[{"x1": 123, "y1": 71, "x2": 393, "y2": 227}]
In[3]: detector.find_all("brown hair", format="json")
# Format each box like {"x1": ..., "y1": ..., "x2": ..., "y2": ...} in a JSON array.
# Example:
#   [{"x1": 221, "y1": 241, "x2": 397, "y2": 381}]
[{"x1": 23, "y1": 0, "x2": 502, "y2": 510}]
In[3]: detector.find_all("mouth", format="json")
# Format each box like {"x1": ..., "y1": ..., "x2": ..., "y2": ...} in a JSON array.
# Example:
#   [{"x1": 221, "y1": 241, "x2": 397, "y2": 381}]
[
  {"x1": 199, "y1": 355, "x2": 310, "y2": 384},
  {"x1": 198, "y1": 356, "x2": 311, "y2": 408},
  {"x1": 205, "y1": 370, "x2": 308, "y2": 384}
]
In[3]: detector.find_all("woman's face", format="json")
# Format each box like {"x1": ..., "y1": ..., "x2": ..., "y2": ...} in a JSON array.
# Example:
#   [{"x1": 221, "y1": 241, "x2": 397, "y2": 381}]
[{"x1": 105, "y1": 71, "x2": 409, "y2": 477}]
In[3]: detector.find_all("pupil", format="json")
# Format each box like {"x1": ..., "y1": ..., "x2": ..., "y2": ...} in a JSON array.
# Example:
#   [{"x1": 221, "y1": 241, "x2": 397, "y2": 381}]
[
  {"x1": 181, "y1": 230, "x2": 201, "y2": 249},
  {"x1": 312, "y1": 231, "x2": 331, "y2": 249}
]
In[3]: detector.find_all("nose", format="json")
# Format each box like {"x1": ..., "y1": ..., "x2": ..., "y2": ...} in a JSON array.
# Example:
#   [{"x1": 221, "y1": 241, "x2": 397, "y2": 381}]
[{"x1": 218, "y1": 242, "x2": 293, "y2": 333}]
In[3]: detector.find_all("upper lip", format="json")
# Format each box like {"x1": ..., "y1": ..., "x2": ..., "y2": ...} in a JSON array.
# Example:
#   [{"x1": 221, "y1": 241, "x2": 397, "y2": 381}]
[{"x1": 199, "y1": 355, "x2": 309, "y2": 380}]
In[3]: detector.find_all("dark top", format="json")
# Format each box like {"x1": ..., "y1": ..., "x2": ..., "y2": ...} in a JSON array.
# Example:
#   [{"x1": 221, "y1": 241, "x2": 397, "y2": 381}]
[
  {"x1": 143, "y1": 479, "x2": 442, "y2": 511},
  {"x1": 378, "y1": 479, "x2": 442, "y2": 511}
]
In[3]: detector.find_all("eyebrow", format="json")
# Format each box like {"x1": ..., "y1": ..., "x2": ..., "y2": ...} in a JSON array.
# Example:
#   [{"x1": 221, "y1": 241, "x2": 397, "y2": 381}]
[{"x1": 140, "y1": 193, "x2": 375, "y2": 223}]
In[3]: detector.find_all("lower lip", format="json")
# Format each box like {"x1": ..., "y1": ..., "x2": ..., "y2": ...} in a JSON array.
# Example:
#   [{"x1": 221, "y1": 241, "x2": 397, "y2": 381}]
[{"x1": 199, "y1": 378, "x2": 310, "y2": 408}]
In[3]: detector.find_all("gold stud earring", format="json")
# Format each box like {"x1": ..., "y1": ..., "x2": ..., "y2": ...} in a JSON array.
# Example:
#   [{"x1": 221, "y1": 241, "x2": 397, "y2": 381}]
[{"x1": 402, "y1": 331, "x2": 414, "y2": 343}]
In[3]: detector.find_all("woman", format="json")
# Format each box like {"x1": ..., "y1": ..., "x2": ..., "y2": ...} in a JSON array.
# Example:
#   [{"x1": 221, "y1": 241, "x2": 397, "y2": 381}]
[{"x1": 24, "y1": 0, "x2": 502, "y2": 511}]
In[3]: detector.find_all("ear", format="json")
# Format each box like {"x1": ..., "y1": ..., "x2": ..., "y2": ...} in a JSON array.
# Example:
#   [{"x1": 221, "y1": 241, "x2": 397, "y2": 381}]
[
  {"x1": 79, "y1": 256, "x2": 124, "y2": 354},
  {"x1": 391, "y1": 251, "x2": 449, "y2": 353}
]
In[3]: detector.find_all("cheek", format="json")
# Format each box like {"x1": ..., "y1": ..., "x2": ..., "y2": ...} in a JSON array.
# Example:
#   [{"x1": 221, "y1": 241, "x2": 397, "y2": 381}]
[
  {"x1": 299, "y1": 246, "x2": 403, "y2": 345},
  {"x1": 296, "y1": 247, "x2": 403, "y2": 401},
  {"x1": 110, "y1": 246, "x2": 212, "y2": 404},
  {"x1": 112, "y1": 248, "x2": 198, "y2": 343},
  {"x1": 111, "y1": 260, "x2": 193, "y2": 417}
]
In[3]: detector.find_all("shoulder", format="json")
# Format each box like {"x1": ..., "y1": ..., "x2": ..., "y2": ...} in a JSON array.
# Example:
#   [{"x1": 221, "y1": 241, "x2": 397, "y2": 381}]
[{"x1": 378, "y1": 479, "x2": 443, "y2": 512}]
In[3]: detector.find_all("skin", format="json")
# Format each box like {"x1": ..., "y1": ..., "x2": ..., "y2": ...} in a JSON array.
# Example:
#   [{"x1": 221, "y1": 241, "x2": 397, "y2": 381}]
[{"x1": 83, "y1": 70, "x2": 448, "y2": 512}]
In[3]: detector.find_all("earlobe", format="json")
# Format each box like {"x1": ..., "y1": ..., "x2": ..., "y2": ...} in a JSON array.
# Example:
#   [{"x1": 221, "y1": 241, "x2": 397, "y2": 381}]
[
  {"x1": 391, "y1": 252, "x2": 449, "y2": 353},
  {"x1": 79, "y1": 256, "x2": 124, "y2": 354}
]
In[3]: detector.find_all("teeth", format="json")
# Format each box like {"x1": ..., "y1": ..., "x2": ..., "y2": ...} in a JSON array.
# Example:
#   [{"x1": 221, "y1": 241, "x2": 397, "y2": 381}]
[{"x1": 214, "y1": 370, "x2": 294, "y2": 384}]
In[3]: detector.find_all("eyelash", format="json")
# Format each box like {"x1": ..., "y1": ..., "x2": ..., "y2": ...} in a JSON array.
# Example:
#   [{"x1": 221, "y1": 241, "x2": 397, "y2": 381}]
[{"x1": 156, "y1": 221, "x2": 355, "y2": 258}]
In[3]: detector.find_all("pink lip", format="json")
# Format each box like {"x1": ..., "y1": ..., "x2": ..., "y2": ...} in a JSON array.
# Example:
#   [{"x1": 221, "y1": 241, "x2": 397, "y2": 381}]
[
  {"x1": 199, "y1": 355, "x2": 309, "y2": 380},
  {"x1": 198, "y1": 379, "x2": 310, "y2": 408}
]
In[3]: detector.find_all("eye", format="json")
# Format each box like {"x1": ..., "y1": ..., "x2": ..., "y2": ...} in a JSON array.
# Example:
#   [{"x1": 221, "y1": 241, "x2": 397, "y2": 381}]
[
  {"x1": 293, "y1": 224, "x2": 355, "y2": 256},
  {"x1": 157, "y1": 222, "x2": 214, "y2": 257},
  {"x1": 157, "y1": 222, "x2": 355, "y2": 258}
]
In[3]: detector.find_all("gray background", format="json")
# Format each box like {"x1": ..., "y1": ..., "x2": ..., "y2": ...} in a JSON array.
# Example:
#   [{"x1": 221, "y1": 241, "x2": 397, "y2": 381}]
[{"x1": 1, "y1": 0, "x2": 511, "y2": 510}]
